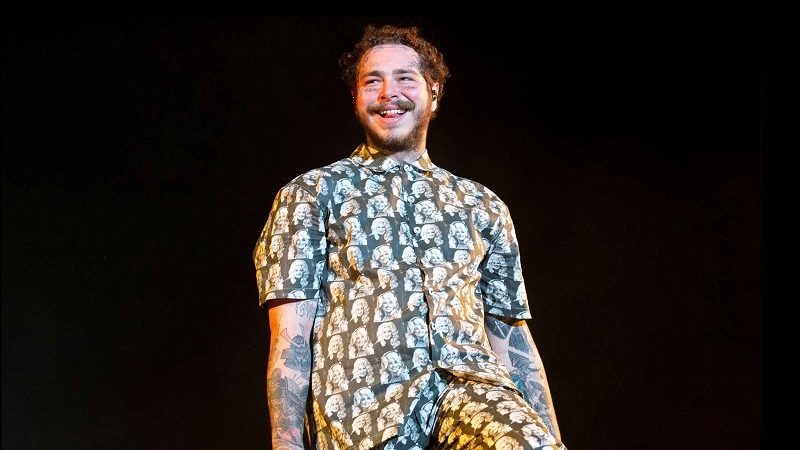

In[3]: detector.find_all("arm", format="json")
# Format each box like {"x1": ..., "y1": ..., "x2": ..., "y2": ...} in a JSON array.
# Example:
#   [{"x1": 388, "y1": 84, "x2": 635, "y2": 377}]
[
  {"x1": 484, "y1": 313, "x2": 561, "y2": 440},
  {"x1": 267, "y1": 299, "x2": 317, "y2": 450}
]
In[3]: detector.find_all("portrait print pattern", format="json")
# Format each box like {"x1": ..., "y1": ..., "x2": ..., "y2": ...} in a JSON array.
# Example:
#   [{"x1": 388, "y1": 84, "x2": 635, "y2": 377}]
[
  {"x1": 254, "y1": 145, "x2": 535, "y2": 450},
  {"x1": 377, "y1": 371, "x2": 567, "y2": 450}
]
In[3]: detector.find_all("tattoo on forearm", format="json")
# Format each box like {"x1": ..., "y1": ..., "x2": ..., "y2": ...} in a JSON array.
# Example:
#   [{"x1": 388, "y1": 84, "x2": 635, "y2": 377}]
[
  {"x1": 267, "y1": 321, "x2": 313, "y2": 450},
  {"x1": 268, "y1": 367, "x2": 308, "y2": 450},
  {"x1": 295, "y1": 299, "x2": 317, "y2": 318},
  {"x1": 487, "y1": 315, "x2": 559, "y2": 438},
  {"x1": 509, "y1": 326, "x2": 531, "y2": 353},
  {"x1": 279, "y1": 326, "x2": 311, "y2": 371}
]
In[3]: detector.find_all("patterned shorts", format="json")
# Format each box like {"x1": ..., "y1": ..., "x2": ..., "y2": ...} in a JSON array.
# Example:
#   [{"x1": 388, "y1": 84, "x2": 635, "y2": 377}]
[{"x1": 376, "y1": 370, "x2": 567, "y2": 450}]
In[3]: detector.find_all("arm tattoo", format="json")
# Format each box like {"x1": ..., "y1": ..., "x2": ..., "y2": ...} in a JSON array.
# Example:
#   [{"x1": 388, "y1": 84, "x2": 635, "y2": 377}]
[
  {"x1": 486, "y1": 315, "x2": 511, "y2": 339},
  {"x1": 279, "y1": 326, "x2": 311, "y2": 372},
  {"x1": 267, "y1": 323, "x2": 312, "y2": 450},
  {"x1": 509, "y1": 326, "x2": 531, "y2": 353},
  {"x1": 268, "y1": 368, "x2": 308, "y2": 450},
  {"x1": 486, "y1": 314, "x2": 560, "y2": 438},
  {"x1": 295, "y1": 299, "x2": 317, "y2": 318}
]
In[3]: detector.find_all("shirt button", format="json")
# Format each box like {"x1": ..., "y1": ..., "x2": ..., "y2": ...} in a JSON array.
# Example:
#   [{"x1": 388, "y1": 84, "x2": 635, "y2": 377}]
[{"x1": 404, "y1": 165, "x2": 413, "y2": 172}]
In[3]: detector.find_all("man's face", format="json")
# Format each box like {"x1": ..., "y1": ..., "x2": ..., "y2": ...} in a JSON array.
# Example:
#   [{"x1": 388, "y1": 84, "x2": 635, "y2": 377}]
[{"x1": 354, "y1": 45, "x2": 439, "y2": 153}]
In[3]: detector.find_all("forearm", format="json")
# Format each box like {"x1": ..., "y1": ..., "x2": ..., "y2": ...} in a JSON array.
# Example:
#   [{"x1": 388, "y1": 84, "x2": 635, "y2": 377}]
[
  {"x1": 485, "y1": 314, "x2": 561, "y2": 439},
  {"x1": 267, "y1": 300, "x2": 316, "y2": 450}
]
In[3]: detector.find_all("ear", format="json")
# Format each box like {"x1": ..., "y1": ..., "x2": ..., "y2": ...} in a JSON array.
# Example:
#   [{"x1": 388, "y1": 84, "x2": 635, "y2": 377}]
[{"x1": 431, "y1": 82, "x2": 440, "y2": 112}]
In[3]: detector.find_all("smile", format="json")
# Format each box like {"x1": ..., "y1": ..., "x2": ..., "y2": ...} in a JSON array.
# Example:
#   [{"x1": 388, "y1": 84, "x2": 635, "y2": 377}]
[{"x1": 378, "y1": 109, "x2": 408, "y2": 117}]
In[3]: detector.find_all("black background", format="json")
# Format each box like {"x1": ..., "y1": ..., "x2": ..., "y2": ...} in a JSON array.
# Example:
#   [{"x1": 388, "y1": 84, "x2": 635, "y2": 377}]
[{"x1": 3, "y1": 15, "x2": 761, "y2": 449}]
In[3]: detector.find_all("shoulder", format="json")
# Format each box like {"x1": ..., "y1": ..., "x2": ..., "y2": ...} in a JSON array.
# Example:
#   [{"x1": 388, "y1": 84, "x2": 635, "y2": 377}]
[
  {"x1": 277, "y1": 157, "x2": 358, "y2": 204},
  {"x1": 435, "y1": 167, "x2": 510, "y2": 211}
]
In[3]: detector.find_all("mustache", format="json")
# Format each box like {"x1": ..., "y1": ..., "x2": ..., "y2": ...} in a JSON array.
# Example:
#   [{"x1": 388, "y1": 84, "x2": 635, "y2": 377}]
[{"x1": 367, "y1": 99, "x2": 415, "y2": 114}]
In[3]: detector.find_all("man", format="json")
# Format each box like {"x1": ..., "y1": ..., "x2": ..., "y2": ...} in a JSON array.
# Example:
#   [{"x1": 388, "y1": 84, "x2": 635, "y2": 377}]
[{"x1": 254, "y1": 25, "x2": 566, "y2": 450}]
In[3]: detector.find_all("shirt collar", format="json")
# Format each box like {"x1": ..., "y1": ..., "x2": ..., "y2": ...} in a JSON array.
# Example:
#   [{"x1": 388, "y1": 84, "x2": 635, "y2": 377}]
[{"x1": 349, "y1": 143, "x2": 437, "y2": 173}]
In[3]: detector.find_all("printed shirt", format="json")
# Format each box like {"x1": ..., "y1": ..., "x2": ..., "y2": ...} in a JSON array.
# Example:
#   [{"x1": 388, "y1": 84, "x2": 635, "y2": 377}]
[{"x1": 253, "y1": 144, "x2": 533, "y2": 450}]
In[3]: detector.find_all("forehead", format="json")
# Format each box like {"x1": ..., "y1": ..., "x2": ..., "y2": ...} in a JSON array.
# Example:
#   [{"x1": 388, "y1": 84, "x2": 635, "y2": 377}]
[{"x1": 359, "y1": 44, "x2": 421, "y2": 75}]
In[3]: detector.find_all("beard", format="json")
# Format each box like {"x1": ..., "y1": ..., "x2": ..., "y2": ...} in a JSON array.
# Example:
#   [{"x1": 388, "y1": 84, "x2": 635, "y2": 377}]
[{"x1": 358, "y1": 99, "x2": 432, "y2": 153}]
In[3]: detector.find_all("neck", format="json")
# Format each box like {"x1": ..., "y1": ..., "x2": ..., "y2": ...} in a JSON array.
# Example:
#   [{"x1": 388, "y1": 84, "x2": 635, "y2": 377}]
[
  {"x1": 365, "y1": 140, "x2": 427, "y2": 164},
  {"x1": 385, "y1": 148, "x2": 425, "y2": 164}
]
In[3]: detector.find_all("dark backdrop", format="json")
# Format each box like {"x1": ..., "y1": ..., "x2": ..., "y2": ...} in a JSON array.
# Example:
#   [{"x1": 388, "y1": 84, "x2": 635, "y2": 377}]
[{"x1": 2, "y1": 15, "x2": 761, "y2": 450}]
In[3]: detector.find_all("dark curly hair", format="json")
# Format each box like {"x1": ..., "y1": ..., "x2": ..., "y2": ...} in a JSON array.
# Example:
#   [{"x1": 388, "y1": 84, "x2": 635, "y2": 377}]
[{"x1": 340, "y1": 25, "x2": 450, "y2": 109}]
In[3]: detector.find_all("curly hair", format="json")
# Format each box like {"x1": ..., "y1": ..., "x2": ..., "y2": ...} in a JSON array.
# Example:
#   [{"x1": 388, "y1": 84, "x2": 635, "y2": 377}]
[{"x1": 340, "y1": 24, "x2": 450, "y2": 107}]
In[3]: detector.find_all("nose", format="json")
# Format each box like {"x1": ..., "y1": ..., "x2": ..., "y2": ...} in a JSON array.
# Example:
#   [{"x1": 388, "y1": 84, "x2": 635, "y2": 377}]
[{"x1": 379, "y1": 79, "x2": 401, "y2": 100}]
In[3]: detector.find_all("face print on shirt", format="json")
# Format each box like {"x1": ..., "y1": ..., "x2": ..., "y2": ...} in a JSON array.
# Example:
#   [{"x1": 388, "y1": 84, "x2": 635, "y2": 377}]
[
  {"x1": 364, "y1": 178, "x2": 385, "y2": 197},
  {"x1": 421, "y1": 247, "x2": 446, "y2": 267},
  {"x1": 349, "y1": 326, "x2": 375, "y2": 359},
  {"x1": 369, "y1": 217, "x2": 393, "y2": 243},
  {"x1": 269, "y1": 235, "x2": 285, "y2": 260},
  {"x1": 352, "y1": 387, "x2": 379, "y2": 417},
  {"x1": 272, "y1": 207, "x2": 290, "y2": 234},
  {"x1": 328, "y1": 253, "x2": 348, "y2": 281},
  {"x1": 407, "y1": 292, "x2": 428, "y2": 315},
  {"x1": 288, "y1": 260, "x2": 309, "y2": 287},
  {"x1": 410, "y1": 180, "x2": 434, "y2": 200},
  {"x1": 328, "y1": 335, "x2": 345, "y2": 361},
  {"x1": 418, "y1": 223, "x2": 443, "y2": 246},
  {"x1": 289, "y1": 229, "x2": 314, "y2": 260},
  {"x1": 414, "y1": 200, "x2": 443, "y2": 223},
  {"x1": 401, "y1": 246, "x2": 416, "y2": 265},
  {"x1": 412, "y1": 348, "x2": 431, "y2": 372},
  {"x1": 293, "y1": 203, "x2": 314, "y2": 227},
  {"x1": 326, "y1": 363, "x2": 349, "y2": 395},
  {"x1": 367, "y1": 194, "x2": 394, "y2": 218},
  {"x1": 334, "y1": 179, "x2": 361, "y2": 204},
  {"x1": 340, "y1": 198, "x2": 362, "y2": 217},
  {"x1": 345, "y1": 246, "x2": 365, "y2": 272},
  {"x1": 325, "y1": 394, "x2": 347, "y2": 420},
  {"x1": 343, "y1": 217, "x2": 368, "y2": 245},
  {"x1": 486, "y1": 253, "x2": 508, "y2": 278},
  {"x1": 327, "y1": 306, "x2": 349, "y2": 336},
  {"x1": 350, "y1": 297, "x2": 371, "y2": 324},
  {"x1": 371, "y1": 244, "x2": 399, "y2": 270},
  {"x1": 266, "y1": 264, "x2": 284, "y2": 292},
  {"x1": 350, "y1": 274, "x2": 374, "y2": 299},
  {"x1": 448, "y1": 221, "x2": 474, "y2": 250},
  {"x1": 405, "y1": 316, "x2": 429, "y2": 348},
  {"x1": 377, "y1": 402, "x2": 404, "y2": 432},
  {"x1": 376, "y1": 321, "x2": 401, "y2": 349},
  {"x1": 374, "y1": 292, "x2": 402, "y2": 322},
  {"x1": 404, "y1": 267, "x2": 423, "y2": 292},
  {"x1": 377, "y1": 269, "x2": 399, "y2": 290},
  {"x1": 254, "y1": 145, "x2": 535, "y2": 450},
  {"x1": 351, "y1": 357, "x2": 375, "y2": 384},
  {"x1": 380, "y1": 350, "x2": 410, "y2": 384}
]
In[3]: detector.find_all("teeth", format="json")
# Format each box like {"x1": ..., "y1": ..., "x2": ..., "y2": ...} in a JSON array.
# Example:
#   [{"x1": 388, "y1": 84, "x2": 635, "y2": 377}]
[{"x1": 379, "y1": 109, "x2": 405, "y2": 116}]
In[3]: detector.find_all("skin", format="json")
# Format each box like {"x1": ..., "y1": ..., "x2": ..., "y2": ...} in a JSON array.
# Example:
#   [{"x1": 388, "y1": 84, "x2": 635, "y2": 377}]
[
  {"x1": 267, "y1": 299, "x2": 316, "y2": 450},
  {"x1": 484, "y1": 313, "x2": 562, "y2": 440},
  {"x1": 354, "y1": 45, "x2": 439, "y2": 161},
  {"x1": 266, "y1": 40, "x2": 563, "y2": 450}
]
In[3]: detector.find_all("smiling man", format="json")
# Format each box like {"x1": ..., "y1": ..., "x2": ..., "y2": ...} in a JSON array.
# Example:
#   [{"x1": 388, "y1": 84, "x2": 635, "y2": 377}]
[{"x1": 254, "y1": 25, "x2": 567, "y2": 450}]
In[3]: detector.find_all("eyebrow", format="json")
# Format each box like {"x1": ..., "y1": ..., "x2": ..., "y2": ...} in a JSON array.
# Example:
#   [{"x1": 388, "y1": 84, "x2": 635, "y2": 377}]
[{"x1": 361, "y1": 68, "x2": 420, "y2": 78}]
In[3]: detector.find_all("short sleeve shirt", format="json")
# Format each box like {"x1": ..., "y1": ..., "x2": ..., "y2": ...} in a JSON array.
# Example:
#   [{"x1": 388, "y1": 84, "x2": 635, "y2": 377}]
[{"x1": 253, "y1": 144, "x2": 533, "y2": 450}]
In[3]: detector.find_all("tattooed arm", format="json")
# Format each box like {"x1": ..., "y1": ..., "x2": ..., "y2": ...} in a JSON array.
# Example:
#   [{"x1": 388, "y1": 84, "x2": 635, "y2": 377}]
[
  {"x1": 267, "y1": 299, "x2": 317, "y2": 450},
  {"x1": 484, "y1": 313, "x2": 561, "y2": 440}
]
